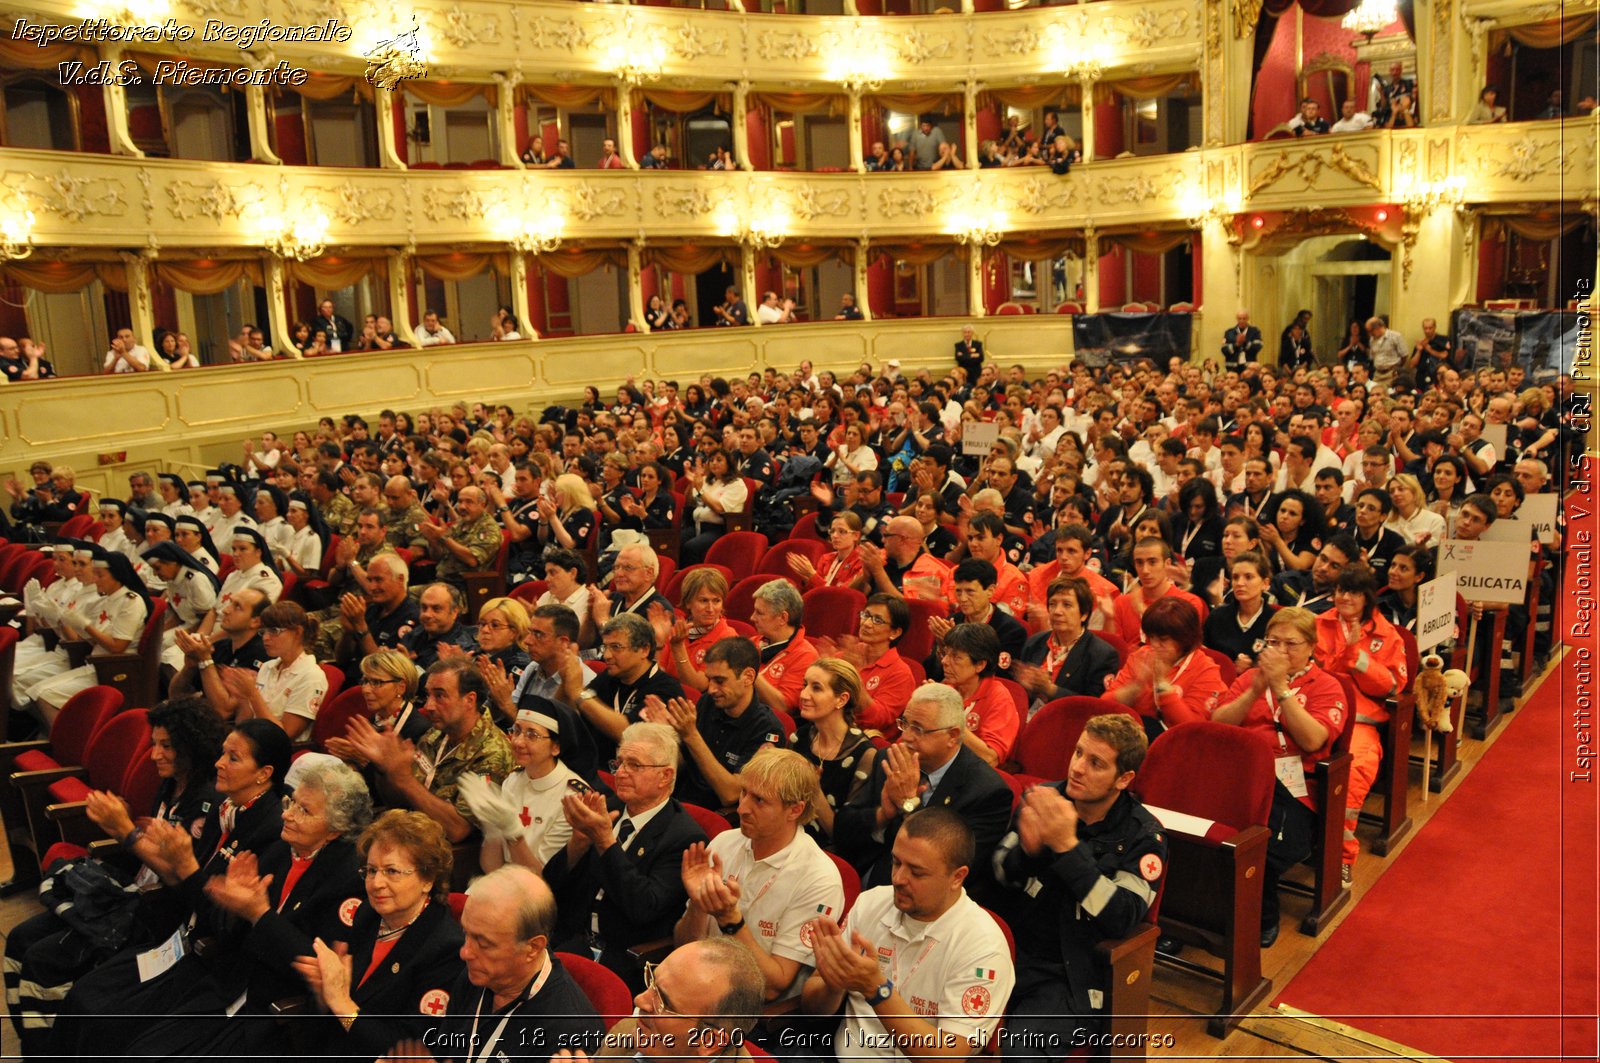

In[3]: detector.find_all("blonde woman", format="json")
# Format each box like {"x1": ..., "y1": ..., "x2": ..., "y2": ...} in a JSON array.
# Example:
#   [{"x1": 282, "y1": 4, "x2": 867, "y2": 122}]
[
  {"x1": 791, "y1": 658, "x2": 876, "y2": 839},
  {"x1": 1384, "y1": 473, "x2": 1446, "y2": 545},
  {"x1": 535, "y1": 472, "x2": 598, "y2": 555}
]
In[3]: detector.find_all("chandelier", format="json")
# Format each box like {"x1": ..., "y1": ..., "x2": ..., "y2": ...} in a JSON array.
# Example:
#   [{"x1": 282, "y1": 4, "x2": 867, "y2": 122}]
[{"x1": 1342, "y1": 0, "x2": 1397, "y2": 42}]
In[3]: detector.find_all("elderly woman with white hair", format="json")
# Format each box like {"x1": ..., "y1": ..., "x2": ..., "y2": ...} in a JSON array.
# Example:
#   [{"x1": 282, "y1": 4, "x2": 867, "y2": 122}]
[{"x1": 63, "y1": 757, "x2": 371, "y2": 1057}]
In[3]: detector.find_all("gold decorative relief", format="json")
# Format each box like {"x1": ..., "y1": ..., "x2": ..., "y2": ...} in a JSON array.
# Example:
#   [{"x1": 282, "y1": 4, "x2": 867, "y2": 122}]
[
  {"x1": 1114, "y1": 8, "x2": 1193, "y2": 48},
  {"x1": 653, "y1": 186, "x2": 725, "y2": 218},
  {"x1": 421, "y1": 188, "x2": 489, "y2": 224},
  {"x1": 1091, "y1": 168, "x2": 1187, "y2": 207},
  {"x1": 1246, "y1": 144, "x2": 1381, "y2": 196},
  {"x1": 981, "y1": 27, "x2": 1044, "y2": 57},
  {"x1": 670, "y1": 23, "x2": 728, "y2": 61},
  {"x1": 439, "y1": 5, "x2": 500, "y2": 50},
  {"x1": 1009, "y1": 176, "x2": 1077, "y2": 215},
  {"x1": 790, "y1": 187, "x2": 852, "y2": 221},
  {"x1": 900, "y1": 28, "x2": 957, "y2": 62},
  {"x1": 568, "y1": 184, "x2": 631, "y2": 223},
  {"x1": 1483, "y1": 134, "x2": 1567, "y2": 182},
  {"x1": 1429, "y1": 0, "x2": 1454, "y2": 124},
  {"x1": 755, "y1": 30, "x2": 820, "y2": 61},
  {"x1": 1, "y1": 170, "x2": 128, "y2": 225},
  {"x1": 164, "y1": 179, "x2": 269, "y2": 223},
  {"x1": 526, "y1": 15, "x2": 599, "y2": 53},
  {"x1": 1234, "y1": 0, "x2": 1266, "y2": 39},
  {"x1": 308, "y1": 181, "x2": 397, "y2": 226},
  {"x1": 877, "y1": 189, "x2": 939, "y2": 219}
]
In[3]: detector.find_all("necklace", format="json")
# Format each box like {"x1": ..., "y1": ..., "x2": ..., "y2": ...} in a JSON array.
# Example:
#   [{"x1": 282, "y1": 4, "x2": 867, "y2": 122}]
[{"x1": 377, "y1": 900, "x2": 428, "y2": 942}]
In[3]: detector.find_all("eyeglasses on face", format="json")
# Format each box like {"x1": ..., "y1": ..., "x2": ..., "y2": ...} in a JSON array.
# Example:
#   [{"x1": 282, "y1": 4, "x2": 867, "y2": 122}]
[
  {"x1": 857, "y1": 611, "x2": 890, "y2": 627},
  {"x1": 609, "y1": 758, "x2": 669, "y2": 774},
  {"x1": 360, "y1": 676, "x2": 401, "y2": 687},
  {"x1": 1262, "y1": 637, "x2": 1309, "y2": 649},
  {"x1": 511, "y1": 726, "x2": 553, "y2": 741},
  {"x1": 901, "y1": 719, "x2": 957, "y2": 738},
  {"x1": 359, "y1": 865, "x2": 417, "y2": 881}
]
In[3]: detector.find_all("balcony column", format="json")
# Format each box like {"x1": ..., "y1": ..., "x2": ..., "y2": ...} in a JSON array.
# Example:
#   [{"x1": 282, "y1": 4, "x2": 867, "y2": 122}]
[
  {"x1": 616, "y1": 83, "x2": 641, "y2": 169},
  {"x1": 1082, "y1": 223, "x2": 1100, "y2": 314},
  {"x1": 626, "y1": 241, "x2": 648, "y2": 332},
  {"x1": 847, "y1": 91, "x2": 865, "y2": 173},
  {"x1": 854, "y1": 238, "x2": 874, "y2": 322},
  {"x1": 963, "y1": 80, "x2": 979, "y2": 168},
  {"x1": 387, "y1": 250, "x2": 418, "y2": 343},
  {"x1": 375, "y1": 86, "x2": 407, "y2": 169},
  {"x1": 244, "y1": 84, "x2": 283, "y2": 164},
  {"x1": 509, "y1": 252, "x2": 534, "y2": 338},
  {"x1": 102, "y1": 47, "x2": 144, "y2": 157},
  {"x1": 1198, "y1": 218, "x2": 1244, "y2": 369},
  {"x1": 1077, "y1": 76, "x2": 1096, "y2": 163},
  {"x1": 264, "y1": 257, "x2": 298, "y2": 358},
  {"x1": 732, "y1": 81, "x2": 754, "y2": 172},
  {"x1": 842, "y1": 0, "x2": 859, "y2": 13},
  {"x1": 497, "y1": 74, "x2": 524, "y2": 168},
  {"x1": 1391, "y1": 206, "x2": 1471, "y2": 341},
  {"x1": 1205, "y1": 8, "x2": 1256, "y2": 146},
  {"x1": 738, "y1": 243, "x2": 759, "y2": 325},
  {"x1": 966, "y1": 246, "x2": 986, "y2": 317},
  {"x1": 121, "y1": 251, "x2": 163, "y2": 369},
  {"x1": 960, "y1": 0, "x2": 975, "y2": 14}
]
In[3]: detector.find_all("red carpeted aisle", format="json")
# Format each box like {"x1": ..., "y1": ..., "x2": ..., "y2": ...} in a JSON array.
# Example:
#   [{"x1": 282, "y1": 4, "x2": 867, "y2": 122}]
[{"x1": 1273, "y1": 531, "x2": 1598, "y2": 1060}]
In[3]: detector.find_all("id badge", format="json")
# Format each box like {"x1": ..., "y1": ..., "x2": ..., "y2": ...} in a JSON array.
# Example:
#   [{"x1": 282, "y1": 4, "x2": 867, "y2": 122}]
[
  {"x1": 136, "y1": 926, "x2": 186, "y2": 983},
  {"x1": 415, "y1": 748, "x2": 436, "y2": 790},
  {"x1": 1274, "y1": 754, "x2": 1308, "y2": 800}
]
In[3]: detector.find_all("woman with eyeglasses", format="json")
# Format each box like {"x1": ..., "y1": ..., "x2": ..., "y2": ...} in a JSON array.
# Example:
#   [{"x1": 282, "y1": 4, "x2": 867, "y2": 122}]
[
  {"x1": 460, "y1": 704, "x2": 582, "y2": 874},
  {"x1": 118, "y1": 761, "x2": 372, "y2": 1060},
  {"x1": 5, "y1": 695, "x2": 226, "y2": 1055},
  {"x1": 1104, "y1": 596, "x2": 1221, "y2": 737},
  {"x1": 49, "y1": 719, "x2": 291, "y2": 1053},
  {"x1": 468, "y1": 596, "x2": 532, "y2": 700},
  {"x1": 788, "y1": 511, "x2": 869, "y2": 592},
  {"x1": 792, "y1": 659, "x2": 877, "y2": 840},
  {"x1": 222, "y1": 601, "x2": 328, "y2": 744},
  {"x1": 326, "y1": 651, "x2": 427, "y2": 779},
  {"x1": 1208, "y1": 607, "x2": 1347, "y2": 948}
]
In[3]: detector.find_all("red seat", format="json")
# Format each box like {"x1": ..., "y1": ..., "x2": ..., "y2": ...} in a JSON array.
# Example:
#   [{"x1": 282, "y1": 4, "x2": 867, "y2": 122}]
[
  {"x1": 312, "y1": 687, "x2": 369, "y2": 753},
  {"x1": 558, "y1": 951, "x2": 634, "y2": 1029},
  {"x1": 320, "y1": 662, "x2": 345, "y2": 697},
  {"x1": 789, "y1": 512, "x2": 827, "y2": 542},
  {"x1": 1096, "y1": 627, "x2": 1131, "y2": 665},
  {"x1": 448, "y1": 890, "x2": 468, "y2": 920},
  {"x1": 653, "y1": 554, "x2": 677, "y2": 596},
  {"x1": 726, "y1": 617, "x2": 758, "y2": 638},
  {"x1": 1200, "y1": 647, "x2": 1238, "y2": 688},
  {"x1": 995, "y1": 677, "x2": 1029, "y2": 724},
  {"x1": 1138, "y1": 722, "x2": 1274, "y2": 1036},
  {"x1": 57, "y1": 514, "x2": 98, "y2": 540},
  {"x1": 827, "y1": 850, "x2": 861, "y2": 916},
  {"x1": 902, "y1": 655, "x2": 926, "y2": 688},
  {"x1": 725, "y1": 574, "x2": 773, "y2": 624},
  {"x1": 756, "y1": 539, "x2": 827, "y2": 579},
  {"x1": 704, "y1": 531, "x2": 768, "y2": 583},
  {"x1": 802, "y1": 586, "x2": 866, "y2": 641},
  {"x1": 663, "y1": 564, "x2": 734, "y2": 607},
  {"x1": 682, "y1": 803, "x2": 734, "y2": 838},
  {"x1": 510, "y1": 579, "x2": 548, "y2": 604},
  {"x1": 10, "y1": 686, "x2": 124, "y2": 777},
  {"x1": 44, "y1": 708, "x2": 151, "y2": 807},
  {"x1": 770, "y1": 707, "x2": 796, "y2": 744},
  {"x1": 898, "y1": 597, "x2": 947, "y2": 665},
  {"x1": 1003, "y1": 697, "x2": 1139, "y2": 784}
]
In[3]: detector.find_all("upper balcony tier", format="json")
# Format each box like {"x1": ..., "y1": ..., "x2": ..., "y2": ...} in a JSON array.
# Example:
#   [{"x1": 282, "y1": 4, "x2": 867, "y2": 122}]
[{"x1": 1, "y1": 122, "x2": 1589, "y2": 253}]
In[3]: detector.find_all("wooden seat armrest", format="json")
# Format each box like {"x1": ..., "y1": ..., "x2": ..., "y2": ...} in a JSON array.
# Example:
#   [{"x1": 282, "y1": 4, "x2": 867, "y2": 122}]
[
  {"x1": 61, "y1": 639, "x2": 92, "y2": 668},
  {"x1": 625, "y1": 937, "x2": 675, "y2": 966},
  {"x1": 10, "y1": 765, "x2": 85, "y2": 790},
  {"x1": 44, "y1": 799, "x2": 90, "y2": 823}
]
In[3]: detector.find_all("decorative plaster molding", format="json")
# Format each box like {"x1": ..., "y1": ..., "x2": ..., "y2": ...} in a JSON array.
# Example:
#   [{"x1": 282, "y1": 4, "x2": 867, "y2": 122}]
[
  {"x1": 165, "y1": 179, "x2": 268, "y2": 223},
  {"x1": 1247, "y1": 144, "x2": 1382, "y2": 197}
]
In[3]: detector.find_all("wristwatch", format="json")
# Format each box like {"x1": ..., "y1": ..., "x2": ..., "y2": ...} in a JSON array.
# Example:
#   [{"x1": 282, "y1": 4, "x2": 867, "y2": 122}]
[
  {"x1": 578, "y1": 689, "x2": 598, "y2": 701},
  {"x1": 866, "y1": 980, "x2": 894, "y2": 1007},
  {"x1": 899, "y1": 796, "x2": 919, "y2": 815}
]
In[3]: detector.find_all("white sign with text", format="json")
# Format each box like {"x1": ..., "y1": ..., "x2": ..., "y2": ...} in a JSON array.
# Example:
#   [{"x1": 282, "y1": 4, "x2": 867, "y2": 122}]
[
  {"x1": 1416, "y1": 571, "x2": 1458, "y2": 653},
  {"x1": 1436, "y1": 538, "x2": 1528, "y2": 605}
]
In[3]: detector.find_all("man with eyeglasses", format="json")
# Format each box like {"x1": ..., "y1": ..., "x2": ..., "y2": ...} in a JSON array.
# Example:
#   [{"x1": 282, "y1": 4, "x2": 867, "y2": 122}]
[
  {"x1": 859, "y1": 516, "x2": 953, "y2": 604},
  {"x1": 927, "y1": 560, "x2": 1027, "y2": 681},
  {"x1": 545, "y1": 722, "x2": 706, "y2": 993},
  {"x1": 577, "y1": 613, "x2": 685, "y2": 765},
  {"x1": 349, "y1": 658, "x2": 515, "y2": 844},
  {"x1": 597, "y1": 939, "x2": 762, "y2": 1060},
  {"x1": 673, "y1": 748, "x2": 844, "y2": 1002},
  {"x1": 801, "y1": 808, "x2": 1013, "y2": 1061},
  {"x1": 834, "y1": 683, "x2": 1012, "y2": 905},
  {"x1": 401, "y1": 583, "x2": 476, "y2": 671},
  {"x1": 842, "y1": 594, "x2": 918, "y2": 737},
  {"x1": 504, "y1": 604, "x2": 595, "y2": 725},
  {"x1": 590, "y1": 545, "x2": 673, "y2": 651},
  {"x1": 427, "y1": 866, "x2": 605, "y2": 1062},
  {"x1": 645, "y1": 637, "x2": 785, "y2": 810}
]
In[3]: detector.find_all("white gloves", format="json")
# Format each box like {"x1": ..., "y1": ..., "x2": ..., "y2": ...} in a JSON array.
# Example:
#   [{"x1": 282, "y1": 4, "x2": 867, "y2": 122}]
[
  {"x1": 32, "y1": 597, "x2": 62, "y2": 627},
  {"x1": 22, "y1": 579, "x2": 41, "y2": 612},
  {"x1": 457, "y1": 772, "x2": 524, "y2": 842},
  {"x1": 64, "y1": 606, "x2": 93, "y2": 632}
]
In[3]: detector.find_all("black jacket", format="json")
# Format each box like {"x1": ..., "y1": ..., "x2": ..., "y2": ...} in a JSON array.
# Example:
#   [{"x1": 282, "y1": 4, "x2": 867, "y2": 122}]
[
  {"x1": 437, "y1": 954, "x2": 607, "y2": 1062},
  {"x1": 834, "y1": 746, "x2": 1013, "y2": 905},
  {"x1": 1018, "y1": 630, "x2": 1120, "y2": 700},
  {"x1": 543, "y1": 797, "x2": 706, "y2": 989},
  {"x1": 335, "y1": 899, "x2": 466, "y2": 1060},
  {"x1": 993, "y1": 788, "x2": 1166, "y2": 1020}
]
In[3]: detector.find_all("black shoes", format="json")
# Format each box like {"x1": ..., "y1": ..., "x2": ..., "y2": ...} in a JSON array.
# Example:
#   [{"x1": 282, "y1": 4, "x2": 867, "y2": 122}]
[{"x1": 1260, "y1": 922, "x2": 1280, "y2": 948}]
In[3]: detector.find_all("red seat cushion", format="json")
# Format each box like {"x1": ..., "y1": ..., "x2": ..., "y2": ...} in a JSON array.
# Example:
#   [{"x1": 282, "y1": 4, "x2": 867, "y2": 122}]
[
  {"x1": 41, "y1": 842, "x2": 87, "y2": 871},
  {"x1": 12, "y1": 749, "x2": 61, "y2": 773},
  {"x1": 47, "y1": 777, "x2": 91, "y2": 804}
]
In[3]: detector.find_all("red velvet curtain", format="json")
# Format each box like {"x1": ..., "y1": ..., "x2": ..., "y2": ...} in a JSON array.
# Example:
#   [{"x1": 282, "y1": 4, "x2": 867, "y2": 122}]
[{"x1": 1250, "y1": 0, "x2": 1409, "y2": 138}]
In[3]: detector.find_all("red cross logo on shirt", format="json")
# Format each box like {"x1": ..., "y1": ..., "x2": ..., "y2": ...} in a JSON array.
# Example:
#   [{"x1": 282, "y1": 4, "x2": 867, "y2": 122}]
[
  {"x1": 519, "y1": 806, "x2": 532, "y2": 827},
  {"x1": 98, "y1": 610, "x2": 110, "y2": 625},
  {"x1": 419, "y1": 989, "x2": 449, "y2": 1015}
]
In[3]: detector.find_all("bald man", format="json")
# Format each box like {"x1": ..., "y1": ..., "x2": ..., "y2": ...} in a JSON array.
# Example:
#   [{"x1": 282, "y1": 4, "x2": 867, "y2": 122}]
[{"x1": 858, "y1": 515, "x2": 954, "y2": 603}]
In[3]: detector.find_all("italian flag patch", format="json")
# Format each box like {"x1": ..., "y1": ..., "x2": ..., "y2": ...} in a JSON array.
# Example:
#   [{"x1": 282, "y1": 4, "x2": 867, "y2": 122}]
[
  {"x1": 974, "y1": 968, "x2": 996, "y2": 980},
  {"x1": 815, "y1": 904, "x2": 832, "y2": 916}
]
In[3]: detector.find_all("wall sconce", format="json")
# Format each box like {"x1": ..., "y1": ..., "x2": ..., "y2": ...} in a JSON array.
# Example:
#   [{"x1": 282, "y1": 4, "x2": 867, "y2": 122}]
[
  {"x1": 1181, "y1": 191, "x2": 1239, "y2": 231},
  {"x1": 950, "y1": 210, "x2": 1005, "y2": 247},
  {"x1": 508, "y1": 212, "x2": 565, "y2": 255},
  {"x1": 0, "y1": 209, "x2": 37, "y2": 261},
  {"x1": 1400, "y1": 177, "x2": 1467, "y2": 216},
  {"x1": 611, "y1": 40, "x2": 665, "y2": 87},
  {"x1": 266, "y1": 213, "x2": 330, "y2": 261},
  {"x1": 714, "y1": 204, "x2": 788, "y2": 250}
]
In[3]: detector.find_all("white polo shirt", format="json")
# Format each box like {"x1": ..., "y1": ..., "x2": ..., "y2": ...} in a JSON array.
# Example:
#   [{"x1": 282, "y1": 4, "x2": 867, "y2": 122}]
[
  {"x1": 835, "y1": 886, "x2": 1014, "y2": 1061},
  {"x1": 220, "y1": 562, "x2": 284, "y2": 609},
  {"x1": 703, "y1": 827, "x2": 844, "y2": 999},
  {"x1": 499, "y1": 763, "x2": 581, "y2": 868},
  {"x1": 256, "y1": 652, "x2": 329, "y2": 727},
  {"x1": 84, "y1": 589, "x2": 148, "y2": 654},
  {"x1": 165, "y1": 566, "x2": 218, "y2": 627}
]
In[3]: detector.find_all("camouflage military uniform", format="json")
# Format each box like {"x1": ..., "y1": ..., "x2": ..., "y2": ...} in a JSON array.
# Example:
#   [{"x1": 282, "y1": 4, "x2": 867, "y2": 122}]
[
  {"x1": 311, "y1": 540, "x2": 398, "y2": 659},
  {"x1": 384, "y1": 501, "x2": 429, "y2": 553},
  {"x1": 410, "y1": 711, "x2": 516, "y2": 829},
  {"x1": 322, "y1": 492, "x2": 358, "y2": 538},
  {"x1": 435, "y1": 511, "x2": 502, "y2": 586}
]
